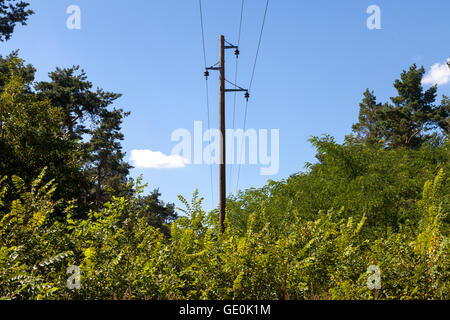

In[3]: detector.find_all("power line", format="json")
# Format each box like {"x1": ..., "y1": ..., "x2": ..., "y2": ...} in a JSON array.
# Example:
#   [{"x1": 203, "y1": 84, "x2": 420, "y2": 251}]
[
  {"x1": 229, "y1": 0, "x2": 245, "y2": 190},
  {"x1": 198, "y1": 0, "x2": 214, "y2": 207},
  {"x1": 204, "y1": 78, "x2": 214, "y2": 208},
  {"x1": 235, "y1": 99, "x2": 249, "y2": 193},
  {"x1": 198, "y1": 0, "x2": 207, "y2": 68},
  {"x1": 236, "y1": 0, "x2": 270, "y2": 193},
  {"x1": 249, "y1": 0, "x2": 269, "y2": 92}
]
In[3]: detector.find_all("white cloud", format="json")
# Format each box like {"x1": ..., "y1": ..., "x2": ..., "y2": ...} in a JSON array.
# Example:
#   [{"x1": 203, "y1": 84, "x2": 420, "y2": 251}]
[
  {"x1": 130, "y1": 149, "x2": 189, "y2": 169},
  {"x1": 422, "y1": 59, "x2": 450, "y2": 86}
]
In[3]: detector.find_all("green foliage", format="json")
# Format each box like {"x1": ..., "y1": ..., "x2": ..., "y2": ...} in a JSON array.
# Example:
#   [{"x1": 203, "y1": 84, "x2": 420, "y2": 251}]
[
  {"x1": 0, "y1": 21, "x2": 448, "y2": 299},
  {"x1": 353, "y1": 64, "x2": 448, "y2": 148},
  {"x1": 70, "y1": 188, "x2": 167, "y2": 300},
  {"x1": 352, "y1": 89, "x2": 384, "y2": 145},
  {"x1": 0, "y1": 63, "x2": 86, "y2": 216},
  {"x1": 0, "y1": 169, "x2": 73, "y2": 299},
  {"x1": 0, "y1": 54, "x2": 145, "y2": 219},
  {"x1": 0, "y1": 0, "x2": 33, "y2": 42},
  {"x1": 0, "y1": 153, "x2": 447, "y2": 299},
  {"x1": 228, "y1": 135, "x2": 449, "y2": 240},
  {"x1": 0, "y1": 51, "x2": 35, "y2": 91},
  {"x1": 35, "y1": 66, "x2": 122, "y2": 139},
  {"x1": 135, "y1": 189, "x2": 178, "y2": 237},
  {"x1": 84, "y1": 108, "x2": 132, "y2": 207}
]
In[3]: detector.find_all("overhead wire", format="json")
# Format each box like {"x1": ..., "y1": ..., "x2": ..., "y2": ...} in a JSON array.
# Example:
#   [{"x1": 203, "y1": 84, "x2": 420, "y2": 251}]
[
  {"x1": 229, "y1": 0, "x2": 246, "y2": 191},
  {"x1": 198, "y1": 0, "x2": 270, "y2": 199},
  {"x1": 236, "y1": 0, "x2": 270, "y2": 193},
  {"x1": 248, "y1": 0, "x2": 270, "y2": 92},
  {"x1": 198, "y1": 0, "x2": 215, "y2": 207}
]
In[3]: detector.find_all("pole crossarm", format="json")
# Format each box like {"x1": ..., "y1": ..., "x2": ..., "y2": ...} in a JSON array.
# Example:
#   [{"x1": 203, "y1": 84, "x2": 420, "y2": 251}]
[
  {"x1": 225, "y1": 89, "x2": 247, "y2": 92},
  {"x1": 225, "y1": 40, "x2": 240, "y2": 57},
  {"x1": 225, "y1": 79, "x2": 248, "y2": 92},
  {"x1": 224, "y1": 40, "x2": 238, "y2": 49},
  {"x1": 206, "y1": 61, "x2": 220, "y2": 70}
]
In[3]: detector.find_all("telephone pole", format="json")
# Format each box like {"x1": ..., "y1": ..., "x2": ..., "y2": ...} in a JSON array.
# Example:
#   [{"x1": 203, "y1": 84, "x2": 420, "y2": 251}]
[
  {"x1": 219, "y1": 35, "x2": 227, "y2": 233},
  {"x1": 205, "y1": 35, "x2": 249, "y2": 233}
]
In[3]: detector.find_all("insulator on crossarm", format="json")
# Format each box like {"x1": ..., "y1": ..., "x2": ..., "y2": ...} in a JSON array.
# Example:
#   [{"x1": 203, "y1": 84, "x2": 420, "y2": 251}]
[
  {"x1": 235, "y1": 49, "x2": 240, "y2": 58},
  {"x1": 245, "y1": 91, "x2": 250, "y2": 101},
  {"x1": 204, "y1": 70, "x2": 209, "y2": 80}
]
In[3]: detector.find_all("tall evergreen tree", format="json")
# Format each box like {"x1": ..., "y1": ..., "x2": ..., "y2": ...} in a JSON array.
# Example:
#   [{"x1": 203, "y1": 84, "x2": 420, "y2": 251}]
[
  {"x1": 85, "y1": 108, "x2": 132, "y2": 207},
  {"x1": 35, "y1": 66, "x2": 122, "y2": 139},
  {"x1": 440, "y1": 96, "x2": 449, "y2": 136},
  {"x1": 352, "y1": 89, "x2": 384, "y2": 144},
  {"x1": 0, "y1": 0, "x2": 33, "y2": 41},
  {"x1": 353, "y1": 64, "x2": 448, "y2": 148},
  {"x1": 382, "y1": 64, "x2": 445, "y2": 148},
  {"x1": 440, "y1": 59, "x2": 450, "y2": 136}
]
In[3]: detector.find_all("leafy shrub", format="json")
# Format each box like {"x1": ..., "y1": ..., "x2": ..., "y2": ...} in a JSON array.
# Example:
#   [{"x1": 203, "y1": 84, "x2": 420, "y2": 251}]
[{"x1": 0, "y1": 140, "x2": 448, "y2": 300}]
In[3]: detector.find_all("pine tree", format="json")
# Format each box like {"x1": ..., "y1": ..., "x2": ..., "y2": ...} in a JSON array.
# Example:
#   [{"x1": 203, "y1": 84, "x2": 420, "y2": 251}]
[
  {"x1": 85, "y1": 108, "x2": 132, "y2": 207},
  {"x1": 352, "y1": 64, "x2": 448, "y2": 149},
  {"x1": 35, "y1": 66, "x2": 122, "y2": 139},
  {"x1": 440, "y1": 60, "x2": 450, "y2": 136},
  {"x1": 439, "y1": 96, "x2": 449, "y2": 136},
  {"x1": 380, "y1": 64, "x2": 446, "y2": 148},
  {"x1": 0, "y1": 0, "x2": 33, "y2": 42},
  {"x1": 352, "y1": 89, "x2": 384, "y2": 144}
]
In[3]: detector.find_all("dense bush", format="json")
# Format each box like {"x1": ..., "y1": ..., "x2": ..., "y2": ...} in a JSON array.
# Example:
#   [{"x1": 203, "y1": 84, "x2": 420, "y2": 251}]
[
  {"x1": 0, "y1": 0, "x2": 448, "y2": 301},
  {"x1": 1, "y1": 139, "x2": 448, "y2": 300}
]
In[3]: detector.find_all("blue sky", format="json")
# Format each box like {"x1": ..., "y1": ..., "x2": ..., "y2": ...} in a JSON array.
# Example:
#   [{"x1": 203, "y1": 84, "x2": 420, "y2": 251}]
[{"x1": 2, "y1": 0, "x2": 449, "y2": 211}]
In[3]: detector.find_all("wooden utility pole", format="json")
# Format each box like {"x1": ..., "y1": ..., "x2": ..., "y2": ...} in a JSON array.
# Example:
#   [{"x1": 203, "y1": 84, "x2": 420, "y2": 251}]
[
  {"x1": 205, "y1": 35, "x2": 249, "y2": 233},
  {"x1": 219, "y1": 35, "x2": 226, "y2": 233}
]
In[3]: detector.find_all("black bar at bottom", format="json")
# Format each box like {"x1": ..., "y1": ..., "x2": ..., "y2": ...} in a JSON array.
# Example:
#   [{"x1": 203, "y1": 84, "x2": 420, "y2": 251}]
[{"x1": 0, "y1": 300, "x2": 446, "y2": 319}]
